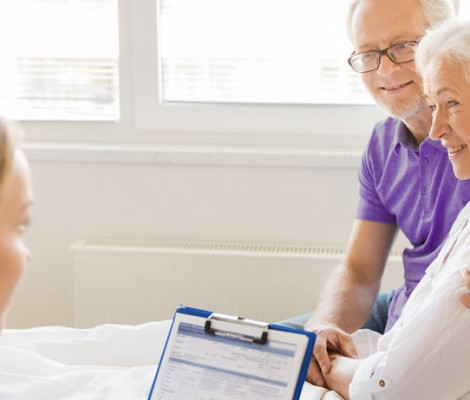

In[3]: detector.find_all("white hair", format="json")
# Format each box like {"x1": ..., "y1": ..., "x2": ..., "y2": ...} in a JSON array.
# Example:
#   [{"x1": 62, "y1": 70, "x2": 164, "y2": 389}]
[
  {"x1": 416, "y1": 18, "x2": 470, "y2": 81},
  {"x1": 345, "y1": 0, "x2": 455, "y2": 43}
]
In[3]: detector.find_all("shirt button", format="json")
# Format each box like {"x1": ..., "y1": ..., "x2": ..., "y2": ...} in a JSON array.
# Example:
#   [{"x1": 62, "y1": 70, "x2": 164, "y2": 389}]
[
  {"x1": 421, "y1": 157, "x2": 428, "y2": 164},
  {"x1": 379, "y1": 380, "x2": 386, "y2": 387},
  {"x1": 422, "y1": 187, "x2": 427, "y2": 195}
]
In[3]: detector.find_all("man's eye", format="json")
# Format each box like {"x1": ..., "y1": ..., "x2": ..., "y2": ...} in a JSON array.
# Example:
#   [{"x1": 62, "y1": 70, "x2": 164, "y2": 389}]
[
  {"x1": 448, "y1": 100, "x2": 459, "y2": 108},
  {"x1": 361, "y1": 52, "x2": 375, "y2": 60},
  {"x1": 394, "y1": 43, "x2": 407, "y2": 50}
]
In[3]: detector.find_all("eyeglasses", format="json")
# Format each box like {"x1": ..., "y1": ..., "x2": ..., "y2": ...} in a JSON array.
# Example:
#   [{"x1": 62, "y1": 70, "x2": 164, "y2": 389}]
[{"x1": 348, "y1": 40, "x2": 420, "y2": 73}]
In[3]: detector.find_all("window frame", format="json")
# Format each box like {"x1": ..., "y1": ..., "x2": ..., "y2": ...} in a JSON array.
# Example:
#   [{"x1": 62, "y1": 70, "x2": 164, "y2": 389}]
[
  {"x1": 24, "y1": 0, "x2": 437, "y2": 149},
  {"x1": 129, "y1": 0, "x2": 386, "y2": 148}
]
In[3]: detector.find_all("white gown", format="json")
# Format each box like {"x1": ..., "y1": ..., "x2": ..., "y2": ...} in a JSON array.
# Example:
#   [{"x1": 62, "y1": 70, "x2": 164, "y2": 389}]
[{"x1": 349, "y1": 202, "x2": 470, "y2": 399}]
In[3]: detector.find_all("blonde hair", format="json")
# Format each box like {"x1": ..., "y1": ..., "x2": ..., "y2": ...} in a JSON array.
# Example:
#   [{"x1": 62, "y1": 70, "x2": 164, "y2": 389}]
[
  {"x1": 346, "y1": 0, "x2": 455, "y2": 43},
  {"x1": 0, "y1": 117, "x2": 21, "y2": 194}
]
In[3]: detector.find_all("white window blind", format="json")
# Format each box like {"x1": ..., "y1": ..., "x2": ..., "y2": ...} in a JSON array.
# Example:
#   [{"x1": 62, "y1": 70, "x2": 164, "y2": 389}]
[
  {"x1": 159, "y1": 0, "x2": 372, "y2": 105},
  {"x1": 159, "y1": 0, "x2": 469, "y2": 107},
  {"x1": 0, "y1": 0, "x2": 119, "y2": 121}
]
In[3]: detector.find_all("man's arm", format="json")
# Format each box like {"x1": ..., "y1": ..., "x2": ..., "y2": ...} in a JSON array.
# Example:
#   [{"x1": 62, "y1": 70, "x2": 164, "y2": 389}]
[{"x1": 305, "y1": 219, "x2": 397, "y2": 386}]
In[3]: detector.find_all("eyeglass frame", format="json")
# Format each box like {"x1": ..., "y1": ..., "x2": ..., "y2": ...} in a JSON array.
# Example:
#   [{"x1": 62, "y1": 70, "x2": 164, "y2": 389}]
[{"x1": 347, "y1": 39, "x2": 421, "y2": 73}]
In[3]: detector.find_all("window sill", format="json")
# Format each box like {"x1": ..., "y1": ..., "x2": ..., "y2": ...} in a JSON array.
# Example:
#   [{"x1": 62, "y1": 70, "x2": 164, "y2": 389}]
[{"x1": 22, "y1": 142, "x2": 362, "y2": 169}]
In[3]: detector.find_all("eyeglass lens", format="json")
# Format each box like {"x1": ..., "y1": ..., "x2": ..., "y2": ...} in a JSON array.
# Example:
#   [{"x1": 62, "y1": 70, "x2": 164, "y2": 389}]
[{"x1": 350, "y1": 41, "x2": 418, "y2": 73}]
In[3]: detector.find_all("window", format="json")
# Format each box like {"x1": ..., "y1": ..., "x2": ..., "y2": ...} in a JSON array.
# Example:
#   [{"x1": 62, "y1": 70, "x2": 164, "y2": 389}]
[
  {"x1": 9, "y1": 0, "x2": 470, "y2": 148},
  {"x1": 131, "y1": 0, "x2": 385, "y2": 144},
  {"x1": 159, "y1": 0, "x2": 371, "y2": 106},
  {"x1": 0, "y1": 0, "x2": 119, "y2": 121},
  {"x1": 159, "y1": 0, "x2": 467, "y2": 108}
]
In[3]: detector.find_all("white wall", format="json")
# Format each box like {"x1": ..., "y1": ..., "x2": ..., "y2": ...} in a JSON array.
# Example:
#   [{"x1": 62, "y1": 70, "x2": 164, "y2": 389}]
[{"x1": 8, "y1": 146, "x2": 381, "y2": 328}]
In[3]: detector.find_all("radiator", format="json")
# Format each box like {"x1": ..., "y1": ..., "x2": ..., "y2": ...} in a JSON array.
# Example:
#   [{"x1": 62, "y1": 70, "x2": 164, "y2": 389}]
[{"x1": 69, "y1": 239, "x2": 403, "y2": 328}]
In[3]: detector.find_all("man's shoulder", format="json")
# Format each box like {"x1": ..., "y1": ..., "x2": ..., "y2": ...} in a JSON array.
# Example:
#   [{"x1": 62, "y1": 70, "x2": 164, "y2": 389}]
[
  {"x1": 369, "y1": 116, "x2": 403, "y2": 143},
  {"x1": 363, "y1": 116, "x2": 404, "y2": 160}
]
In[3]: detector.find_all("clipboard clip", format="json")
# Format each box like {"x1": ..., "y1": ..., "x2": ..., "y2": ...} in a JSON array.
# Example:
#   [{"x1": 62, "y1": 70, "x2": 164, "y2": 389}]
[{"x1": 204, "y1": 313, "x2": 269, "y2": 345}]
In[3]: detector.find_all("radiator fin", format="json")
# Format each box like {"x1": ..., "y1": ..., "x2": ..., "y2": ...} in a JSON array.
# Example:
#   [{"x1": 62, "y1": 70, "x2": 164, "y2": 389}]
[
  {"x1": 73, "y1": 239, "x2": 402, "y2": 258},
  {"x1": 69, "y1": 239, "x2": 404, "y2": 328}
]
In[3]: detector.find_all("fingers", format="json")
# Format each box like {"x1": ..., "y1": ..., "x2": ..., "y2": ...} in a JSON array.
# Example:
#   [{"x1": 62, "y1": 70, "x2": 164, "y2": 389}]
[
  {"x1": 313, "y1": 333, "x2": 332, "y2": 374},
  {"x1": 306, "y1": 356, "x2": 326, "y2": 387},
  {"x1": 464, "y1": 269, "x2": 470, "y2": 291},
  {"x1": 341, "y1": 336, "x2": 359, "y2": 359},
  {"x1": 306, "y1": 326, "x2": 359, "y2": 387},
  {"x1": 460, "y1": 293, "x2": 470, "y2": 308},
  {"x1": 460, "y1": 269, "x2": 470, "y2": 309}
]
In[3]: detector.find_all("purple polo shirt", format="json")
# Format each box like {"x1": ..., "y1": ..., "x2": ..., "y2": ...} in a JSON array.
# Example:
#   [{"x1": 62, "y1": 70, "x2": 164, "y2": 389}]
[{"x1": 357, "y1": 117, "x2": 470, "y2": 331}]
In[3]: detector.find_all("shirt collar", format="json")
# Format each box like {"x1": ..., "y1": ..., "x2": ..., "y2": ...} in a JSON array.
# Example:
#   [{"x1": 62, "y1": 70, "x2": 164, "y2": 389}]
[{"x1": 392, "y1": 120, "x2": 447, "y2": 154}]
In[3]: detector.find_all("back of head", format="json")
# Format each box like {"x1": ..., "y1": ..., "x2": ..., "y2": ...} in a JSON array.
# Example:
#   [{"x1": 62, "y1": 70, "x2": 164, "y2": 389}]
[
  {"x1": 0, "y1": 117, "x2": 20, "y2": 196},
  {"x1": 416, "y1": 18, "x2": 470, "y2": 79},
  {"x1": 346, "y1": 0, "x2": 455, "y2": 43}
]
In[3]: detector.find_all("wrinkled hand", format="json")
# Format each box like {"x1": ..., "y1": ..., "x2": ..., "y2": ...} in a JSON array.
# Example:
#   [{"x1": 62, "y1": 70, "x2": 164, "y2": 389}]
[
  {"x1": 460, "y1": 269, "x2": 470, "y2": 308},
  {"x1": 306, "y1": 326, "x2": 358, "y2": 387}
]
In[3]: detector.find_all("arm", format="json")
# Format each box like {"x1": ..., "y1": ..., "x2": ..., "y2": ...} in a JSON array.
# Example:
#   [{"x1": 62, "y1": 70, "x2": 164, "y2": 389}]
[
  {"x1": 305, "y1": 219, "x2": 397, "y2": 386},
  {"x1": 323, "y1": 354, "x2": 362, "y2": 400},
  {"x1": 347, "y1": 271, "x2": 470, "y2": 399},
  {"x1": 324, "y1": 272, "x2": 470, "y2": 400}
]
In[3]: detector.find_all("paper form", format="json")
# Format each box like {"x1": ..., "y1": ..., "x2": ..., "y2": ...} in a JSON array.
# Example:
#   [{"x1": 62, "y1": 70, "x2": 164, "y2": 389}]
[{"x1": 150, "y1": 313, "x2": 310, "y2": 400}]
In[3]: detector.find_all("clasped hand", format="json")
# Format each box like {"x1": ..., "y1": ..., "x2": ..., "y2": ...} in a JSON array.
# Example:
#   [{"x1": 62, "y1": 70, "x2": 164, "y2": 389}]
[
  {"x1": 306, "y1": 325, "x2": 357, "y2": 388},
  {"x1": 307, "y1": 268, "x2": 470, "y2": 390}
]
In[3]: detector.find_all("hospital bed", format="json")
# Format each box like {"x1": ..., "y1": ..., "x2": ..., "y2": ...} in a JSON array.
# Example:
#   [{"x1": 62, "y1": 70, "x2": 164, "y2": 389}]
[{"x1": 0, "y1": 321, "x2": 343, "y2": 399}]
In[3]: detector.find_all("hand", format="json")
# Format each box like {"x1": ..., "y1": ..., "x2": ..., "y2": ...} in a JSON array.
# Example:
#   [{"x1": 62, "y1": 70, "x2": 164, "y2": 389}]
[
  {"x1": 323, "y1": 353, "x2": 361, "y2": 400},
  {"x1": 460, "y1": 268, "x2": 470, "y2": 308},
  {"x1": 306, "y1": 326, "x2": 358, "y2": 387}
]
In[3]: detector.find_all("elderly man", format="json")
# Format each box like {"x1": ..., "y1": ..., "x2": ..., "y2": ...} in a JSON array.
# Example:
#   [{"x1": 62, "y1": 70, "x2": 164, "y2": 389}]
[{"x1": 302, "y1": 0, "x2": 470, "y2": 387}]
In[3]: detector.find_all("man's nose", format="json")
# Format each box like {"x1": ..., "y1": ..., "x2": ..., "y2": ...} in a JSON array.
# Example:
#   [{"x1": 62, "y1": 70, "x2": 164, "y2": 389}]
[{"x1": 376, "y1": 52, "x2": 401, "y2": 75}]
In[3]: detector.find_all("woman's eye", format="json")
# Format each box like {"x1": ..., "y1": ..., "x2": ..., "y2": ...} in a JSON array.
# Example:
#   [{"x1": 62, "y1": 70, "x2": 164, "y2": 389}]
[{"x1": 448, "y1": 100, "x2": 459, "y2": 108}]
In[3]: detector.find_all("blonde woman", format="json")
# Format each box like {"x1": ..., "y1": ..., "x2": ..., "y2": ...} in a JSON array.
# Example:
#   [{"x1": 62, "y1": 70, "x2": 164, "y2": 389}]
[{"x1": 0, "y1": 118, "x2": 33, "y2": 330}]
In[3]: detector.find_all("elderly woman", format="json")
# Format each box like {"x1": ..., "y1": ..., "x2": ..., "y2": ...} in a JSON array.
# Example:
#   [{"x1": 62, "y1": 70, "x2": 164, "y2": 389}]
[{"x1": 317, "y1": 18, "x2": 470, "y2": 400}]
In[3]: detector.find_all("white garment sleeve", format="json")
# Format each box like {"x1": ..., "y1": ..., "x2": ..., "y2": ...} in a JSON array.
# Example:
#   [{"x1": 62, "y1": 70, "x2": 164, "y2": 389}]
[
  {"x1": 300, "y1": 382, "x2": 345, "y2": 400},
  {"x1": 348, "y1": 266, "x2": 470, "y2": 400}
]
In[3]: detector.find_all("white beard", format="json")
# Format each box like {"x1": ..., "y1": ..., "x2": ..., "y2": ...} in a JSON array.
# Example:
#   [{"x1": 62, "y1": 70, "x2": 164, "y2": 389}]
[{"x1": 376, "y1": 92, "x2": 428, "y2": 121}]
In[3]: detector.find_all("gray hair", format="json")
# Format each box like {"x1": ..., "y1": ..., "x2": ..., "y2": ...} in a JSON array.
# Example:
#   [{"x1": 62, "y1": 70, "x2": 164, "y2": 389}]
[
  {"x1": 416, "y1": 18, "x2": 470, "y2": 80},
  {"x1": 346, "y1": 0, "x2": 455, "y2": 43}
]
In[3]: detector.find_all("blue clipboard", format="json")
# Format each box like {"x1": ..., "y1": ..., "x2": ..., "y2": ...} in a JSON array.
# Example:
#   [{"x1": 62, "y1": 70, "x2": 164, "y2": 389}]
[{"x1": 148, "y1": 305, "x2": 316, "y2": 400}]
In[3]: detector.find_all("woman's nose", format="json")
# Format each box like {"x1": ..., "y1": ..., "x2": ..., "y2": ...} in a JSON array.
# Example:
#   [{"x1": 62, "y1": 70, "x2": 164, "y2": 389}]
[{"x1": 429, "y1": 109, "x2": 450, "y2": 141}]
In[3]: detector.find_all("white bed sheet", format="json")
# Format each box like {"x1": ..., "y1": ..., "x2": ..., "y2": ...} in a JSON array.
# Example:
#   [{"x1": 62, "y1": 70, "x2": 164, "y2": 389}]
[
  {"x1": 0, "y1": 321, "x2": 171, "y2": 399},
  {"x1": 0, "y1": 321, "x2": 343, "y2": 400}
]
